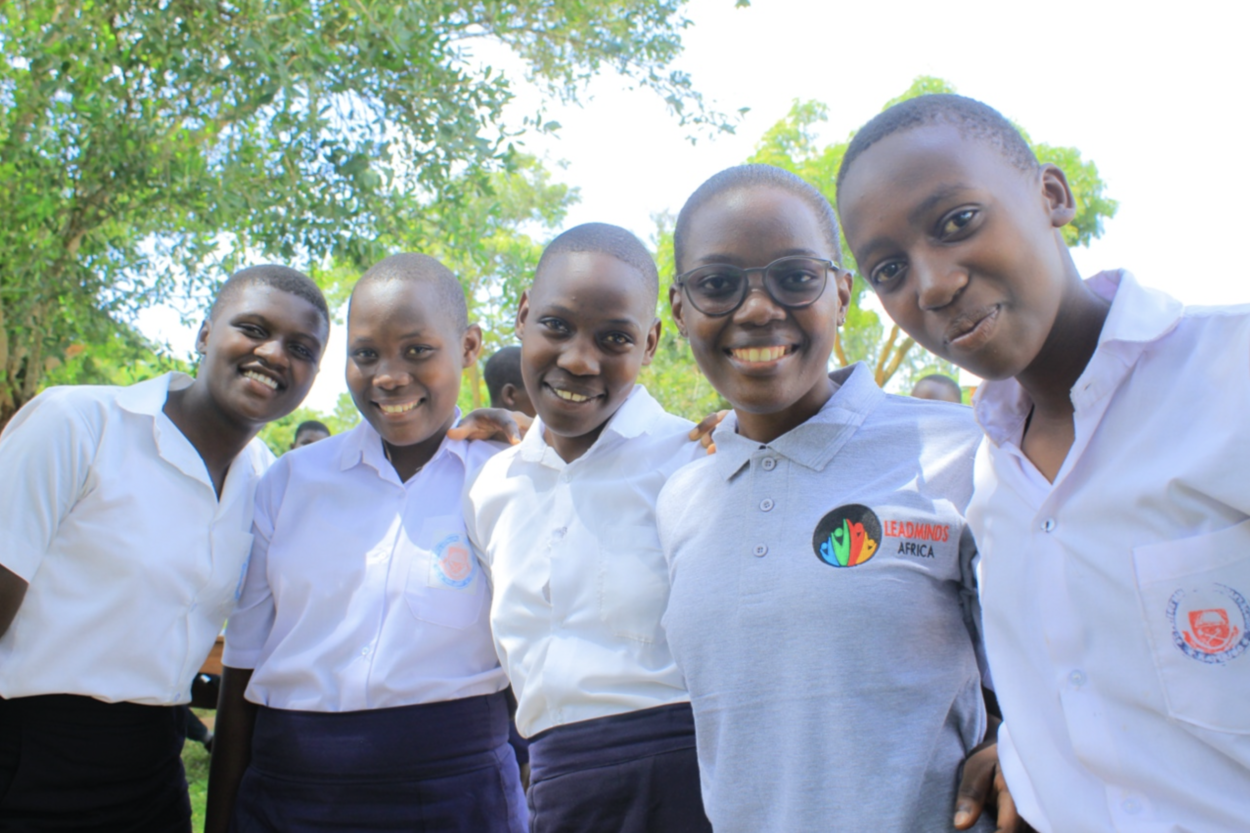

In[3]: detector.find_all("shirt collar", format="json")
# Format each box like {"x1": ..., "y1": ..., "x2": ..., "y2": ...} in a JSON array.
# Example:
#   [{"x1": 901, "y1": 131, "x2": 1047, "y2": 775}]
[
  {"x1": 711, "y1": 362, "x2": 885, "y2": 480},
  {"x1": 338, "y1": 408, "x2": 469, "y2": 479},
  {"x1": 115, "y1": 371, "x2": 194, "y2": 416},
  {"x1": 974, "y1": 269, "x2": 1184, "y2": 447},
  {"x1": 517, "y1": 384, "x2": 665, "y2": 467}
]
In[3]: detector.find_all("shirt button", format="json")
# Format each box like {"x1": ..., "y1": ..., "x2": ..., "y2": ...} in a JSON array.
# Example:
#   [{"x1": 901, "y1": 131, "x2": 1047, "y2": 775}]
[
  {"x1": 1122, "y1": 798, "x2": 1141, "y2": 815},
  {"x1": 552, "y1": 527, "x2": 567, "y2": 540},
  {"x1": 759, "y1": 498, "x2": 774, "y2": 512},
  {"x1": 1069, "y1": 669, "x2": 1086, "y2": 687},
  {"x1": 361, "y1": 646, "x2": 371, "y2": 657},
  {"x1": 752, "y1": 544, "x2": 768, "y2": 557},
  {"x1": 1041, "y1": 518, "x2": 1056, "y2": 533},
  {"x1": 761, "y1": 458, "x2": 776, "y2": 471}
]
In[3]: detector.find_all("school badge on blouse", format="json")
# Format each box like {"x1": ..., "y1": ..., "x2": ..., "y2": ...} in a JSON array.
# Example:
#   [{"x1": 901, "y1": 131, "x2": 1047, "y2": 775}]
[
  {"x1": 430, "y1": 533, "x2": 476, "y2": 590},
  {"x1": 1167, "y1": 583, "x2": 1250, "y2": 664},
  {"x1": 812, "y1": 504, "x2": 881, "y2": 568}
]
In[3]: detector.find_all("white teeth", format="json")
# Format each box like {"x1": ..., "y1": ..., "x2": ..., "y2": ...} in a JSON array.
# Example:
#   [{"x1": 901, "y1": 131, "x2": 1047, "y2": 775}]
[
  {"x1": 380, "y1": 401, "x2": 418, "y2": 415},
  {"x1": 553, "y1": 388, "x2": 590, "y2": 403},
  {"x1": 731, "y1": 346, "x2": 791, "y2": 363},
  {"x1": 243, "y1": 370, "x2": 278, "y2": 389}
]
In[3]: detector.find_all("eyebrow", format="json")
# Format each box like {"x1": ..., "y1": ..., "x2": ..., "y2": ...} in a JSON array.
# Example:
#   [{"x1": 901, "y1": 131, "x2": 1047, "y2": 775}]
[
  {"x1": 238, "y1": 312, "x2": 325, "y2": 350},
  {"x1": 692, "y1": 247, "x2": 822, "y2": 267},
  {"x1": 854, "y1": 185, "x2": 973, "y2": 265},
  {"x1": 543, "y1": 303, "x2": 642, "y2": 329}
]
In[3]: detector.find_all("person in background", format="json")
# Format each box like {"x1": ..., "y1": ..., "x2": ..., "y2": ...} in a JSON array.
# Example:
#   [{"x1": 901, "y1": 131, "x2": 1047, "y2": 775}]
[
  {"x1": 911, "y1": 373, "x2": 964, "y2": 404},
  {"x1": 290, "y1": 419, "x2": 331, "y2": 449},
  {"x1": 483, "y1": 345, "x2": 536, "y2": 418}
]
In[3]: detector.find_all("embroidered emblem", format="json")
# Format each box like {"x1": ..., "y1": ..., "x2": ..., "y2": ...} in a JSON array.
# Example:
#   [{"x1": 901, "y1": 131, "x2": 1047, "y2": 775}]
[
  {"x1": 430, "y1": 534, "x2": 475, "y2": 589},
  {"x1": 1167, "y1": 583, "x2": 1250, "y2": 664},
  {"x1": 812, "y1": 504, "x2": 881, "y2": 568}
]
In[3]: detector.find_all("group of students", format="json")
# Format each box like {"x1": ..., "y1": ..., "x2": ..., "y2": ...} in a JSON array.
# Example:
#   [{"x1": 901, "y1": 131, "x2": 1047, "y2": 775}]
[{"x1": 0, "y1": 93, "x2": 1246, "y2": 833}]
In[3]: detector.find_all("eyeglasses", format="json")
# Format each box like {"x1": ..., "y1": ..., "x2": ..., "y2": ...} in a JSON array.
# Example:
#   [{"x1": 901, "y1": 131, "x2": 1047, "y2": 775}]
[{"x1": 675, "y1": 256, "x2": 839, "y2": 317}]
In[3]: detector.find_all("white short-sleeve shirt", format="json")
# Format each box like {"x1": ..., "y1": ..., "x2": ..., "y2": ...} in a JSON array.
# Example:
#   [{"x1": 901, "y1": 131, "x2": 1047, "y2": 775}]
[
  {"x1": 969, "y1": 270, "x2": 1250, "y2": 832},
  {"x1": 464, "y1": 385, "x2": 703, "y2": 738},
  {"x1": 224, "y1": 420, "x2": 507, "y2": 712},
  {"x1": 0, "y1": 373, "x2": 273, "y2": 705}
]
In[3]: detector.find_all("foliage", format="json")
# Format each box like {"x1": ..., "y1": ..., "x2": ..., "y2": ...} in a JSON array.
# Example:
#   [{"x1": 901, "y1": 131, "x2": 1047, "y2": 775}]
[
  {"x1": 41, "y1": 320, "x2": 192, "y2": 388},
  {"x1": 0, "y1": 0, "x2": 728, "y2": 426},
  {"x1": 257, "y1": 392, "x2": 362, "y2": 456},
  {"x1": 745, "y1": 76, "x2": 1119, "y2": 390}
]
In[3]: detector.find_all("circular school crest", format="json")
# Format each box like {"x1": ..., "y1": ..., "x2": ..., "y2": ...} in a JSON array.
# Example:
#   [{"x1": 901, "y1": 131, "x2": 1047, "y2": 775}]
[
  {"x1": 432, "y1": 534, "x2": 475, "y2": 589},
  {"x1": 1167, "y1": 583, "x2": 1250, "y2": 664},
  {"x1": 812, "y1": 504, "x2": 882, "y2": 568}
]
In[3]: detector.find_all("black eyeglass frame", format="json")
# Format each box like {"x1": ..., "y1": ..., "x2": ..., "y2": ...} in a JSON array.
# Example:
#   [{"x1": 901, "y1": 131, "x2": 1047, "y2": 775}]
[{"x1": 674, "y1": 256, "x2": 845, "y2": 318}]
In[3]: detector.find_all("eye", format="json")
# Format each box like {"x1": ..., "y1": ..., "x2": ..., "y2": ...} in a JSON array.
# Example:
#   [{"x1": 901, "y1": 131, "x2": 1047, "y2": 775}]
[
  {"x1": 290, "y1": 342, "x2": 315, "y2": 361},
  {"x1": 691, "y1": 269, "x2": 741, "y2": 297},
  {"x1": 352, "y1": 348, "x2": 378, "y2": 362},
  {"x1": 238, "y1": 323, "x2": 266, "y2": 339},
  {"x1": 869, "y1": 260, "x2": 907, "y2": 290},
  {"x1": 602, "y1": 332, "x2": 634, "y2": 348},
  {"x1": 939, "y1": 208, "x2": 978, "y2": 238},
  {"x1": 540, "y1": 317, "x2": 570, "y2": 335},
  {"x1": 774, "y1": 266, "x2": 820, "y2": 291},
  {"x1": 406, "y1": 344, "x2": 433, "y2": 358}
]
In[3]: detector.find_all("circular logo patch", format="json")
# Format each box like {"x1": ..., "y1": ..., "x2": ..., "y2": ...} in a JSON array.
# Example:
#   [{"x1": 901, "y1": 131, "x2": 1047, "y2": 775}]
[
  {"x1": 432, "y1": 534, "x2": 475, "y2": 589},
  {"x1": 1167, "y1": 583, "x2": 1250, "y2": 664},
  {"x1": 812, "y1": 504, "x2": 882, "y2": 568}
]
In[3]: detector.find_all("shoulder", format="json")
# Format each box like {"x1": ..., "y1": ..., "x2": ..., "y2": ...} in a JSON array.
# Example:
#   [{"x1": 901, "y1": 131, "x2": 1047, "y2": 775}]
[
  {"x1": 877, "y1": 394, "x2": 982, "y2": 446},
  {"x1": 465, "y1": 441, "x2": 524, "y2": 500},
  {"x1": 459, "y1": 437, "x2": 509, "y2": 476},
  {"x1": 657, "y1": 453, "x2": 719, "y2": 512},
  {"x1": 1, "y1": 383, "x2": 126, "y2": 447}
]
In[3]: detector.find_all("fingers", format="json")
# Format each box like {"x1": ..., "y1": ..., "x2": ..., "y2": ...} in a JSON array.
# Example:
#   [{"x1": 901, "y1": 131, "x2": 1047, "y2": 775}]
[
  {"x1": 994, "y1": 768, "x2": 1027, "y2": 833},
  {"x1": 953, "y1": 745, "x2": 997, "y2": 830},
  {"x1": 509, "y1": 411, "x2": 533, "y2": 444},
  {"x1": 444, "y1": 425, "x2": 474, "y2": 441},
  {"x1": 688, "y1": 410, "x2": 729, "y2": 445}
]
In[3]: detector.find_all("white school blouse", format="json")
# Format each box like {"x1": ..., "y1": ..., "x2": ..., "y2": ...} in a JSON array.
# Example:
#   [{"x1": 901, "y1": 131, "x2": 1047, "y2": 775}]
[
  {"x1": 223, "y1": 420, "x2": 507, "y2": 712},
  {"x1": 968, "y1": 270, "x2": 1250, "y2": 833},
  {"x1": 0, "y1": 373, "x2": 273, "y2": 705},
  {"x1": 464, "y1": 386, "x2": 703, "y2": 738}
]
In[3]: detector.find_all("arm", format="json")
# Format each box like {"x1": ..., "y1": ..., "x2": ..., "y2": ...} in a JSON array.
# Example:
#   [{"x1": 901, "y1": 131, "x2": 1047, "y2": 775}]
[
  {"x1": 204, "y1": 666, "x2": 257, "y2": 833},
  {"x1": 446, "y1": 408, "x2": 531, "y2": 444},
  {"x1": 0, "y1": 565, "x2": 28, "y2": 639}
]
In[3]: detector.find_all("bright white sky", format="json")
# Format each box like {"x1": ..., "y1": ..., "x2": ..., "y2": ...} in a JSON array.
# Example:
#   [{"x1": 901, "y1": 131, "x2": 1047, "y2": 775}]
[{"x1": 138, "y1": 0, "x2": 1250, "y2": 410}]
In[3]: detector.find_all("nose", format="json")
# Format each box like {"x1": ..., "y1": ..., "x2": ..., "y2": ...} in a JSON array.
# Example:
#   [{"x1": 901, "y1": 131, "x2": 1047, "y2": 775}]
[
  {"x1": 253, "y1": 337, "x2": 290, "y2": 370},
  {"x1": 732, "y1": 276, "x2": 787, "y2": 326},
  {"x1": 913, "y1": 255, "x2": 967, "y2": 311},
  {"x1": 373, "y1": 356, "x2": 413, "y2": 390},
  {"x1": 557, "y1": 334, "x2": 600, "y2": 376}
]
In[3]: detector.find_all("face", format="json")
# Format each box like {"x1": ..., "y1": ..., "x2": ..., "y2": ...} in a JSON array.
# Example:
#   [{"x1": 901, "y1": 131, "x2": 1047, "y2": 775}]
[
  {"x1": 670, "y1": 187, "x2": 851, "y2": 432},
  {"x1": 291, "y1": 427, "x2": 330, "y2": 449},
  {"x1": 516, "y1": 252, "x2": 660, "y2": 461},
  {"x1": 838, "y1": 125, "x2": 1078, "y2": 381},
  {"x1": 910, "y1": 378, "x2": 961, "y2": 404},
  {"x1": 346, "y1": 279, "x2": 481, "y2": 448},
  {"x1": 196, "y1": 284, "x2": 327, "y2": 426}
]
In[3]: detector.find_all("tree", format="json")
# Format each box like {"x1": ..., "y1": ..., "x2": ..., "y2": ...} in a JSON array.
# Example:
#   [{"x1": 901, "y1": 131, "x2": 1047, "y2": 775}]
[
  {"x1": 0, "y1": 0, "x2": 730, "y2": 426},
  {"x1": 746, "y1": 77, "x2": 1119, "y2": 389}
]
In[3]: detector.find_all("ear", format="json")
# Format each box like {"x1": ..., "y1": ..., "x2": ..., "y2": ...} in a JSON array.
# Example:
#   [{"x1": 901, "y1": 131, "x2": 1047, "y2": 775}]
[
  {"x1": 500, "y1": 383, "x2": 520, "y2": 409},
  {"x1": 194, "y1": 319, "x2": 211, "y2": 356},
  {"x1": 833, "y1": 269, "x2": 854, "y2": 327},
  {"x1": 1040, "y1": 163, "x2": 1077, "y2": 228},
  {"x1": 641, "y1": 317, "x2": 662, "y2": 367},
  {"x1": 515, "y1": 290, "x2": 531, "y2": 338},
  {"x1": 461, "y1": 323, "x2": 483, "y2": 369},
  {"x1": 668, "y1": 284, "x2": 688, "y2": 338}
]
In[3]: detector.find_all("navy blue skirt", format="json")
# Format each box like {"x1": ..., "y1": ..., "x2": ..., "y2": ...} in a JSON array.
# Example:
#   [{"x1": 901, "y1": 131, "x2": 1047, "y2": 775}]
[
  {"x1": 527, "y1": 702, "x2": 711, "y2": 833},
  {"x1": 0, "y1": 694, "x2": 190, "y2": 832},
  {"x1": 231, "y1": 691, "x2": 526, "y2": 832}
]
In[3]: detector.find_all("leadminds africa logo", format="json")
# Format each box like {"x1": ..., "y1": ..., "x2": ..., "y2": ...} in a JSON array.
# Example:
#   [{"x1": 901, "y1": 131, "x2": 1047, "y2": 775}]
[{"x1": 812, "y1": 504, "x2": 881, "y2": 568}]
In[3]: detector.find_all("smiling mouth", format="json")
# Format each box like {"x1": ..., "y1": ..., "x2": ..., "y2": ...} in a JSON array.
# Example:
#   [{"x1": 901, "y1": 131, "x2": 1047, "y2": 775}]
[
  {"x1": 242, "y1": 369, "x2": 281, "y2": 390},
  {"x1": 946, "y1": 305, "x2": 1001, "y2": 348},
  {"x1": 545, "y1": 383, "x2": 600, "y2": 404},
  {"x1": 378, "y1": 400, "x2": 420, "y2": 415},
  {"x1": 728, "y1": 345, "x2": 796, "y2": 364}
]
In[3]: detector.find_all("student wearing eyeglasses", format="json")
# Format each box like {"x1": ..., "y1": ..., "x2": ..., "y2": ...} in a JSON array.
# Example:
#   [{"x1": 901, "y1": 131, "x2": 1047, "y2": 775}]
[{"x1": 656, "y1": 165, "x2": 1023, "y2": 832}]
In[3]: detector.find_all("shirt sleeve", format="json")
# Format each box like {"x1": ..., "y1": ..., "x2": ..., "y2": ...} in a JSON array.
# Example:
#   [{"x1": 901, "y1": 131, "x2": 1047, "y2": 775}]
[
  {"x1": 0, "y1": 389, "x2": 100, "y2": 582},
  {"x1": 957, "y1": 522, "x2": 993, "y2": 691},
  {"x1": 222, "y1": 460, "x2": 287, "y2": 670}
]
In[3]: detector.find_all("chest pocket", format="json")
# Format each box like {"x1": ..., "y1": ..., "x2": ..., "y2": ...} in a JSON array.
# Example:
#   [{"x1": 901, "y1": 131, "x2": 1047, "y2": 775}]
[
  {"x1": 403, "y1": 515, "x2": 486, "y2": 630},
  {"x1": 1133, "y1": 519, "x2": 1250, "y2": 738},
  {"x1": 598, "y1": 525, "x2": 669, "y2": 644}
]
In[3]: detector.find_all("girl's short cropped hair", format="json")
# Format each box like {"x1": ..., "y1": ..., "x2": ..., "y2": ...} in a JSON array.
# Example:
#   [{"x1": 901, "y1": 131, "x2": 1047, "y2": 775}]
[
  {"x1": 836, "y1": 94, "x2": 1039, "y2": 194},
  {"x1": 536, "y1": 223, "x2": 659, "y2": 299},
  {"x1": 674, "y1": 164, "x2": 841, "y2": 274},
  {"x1": 210, "y1": 264, "x2": 330, "y2": 325}
]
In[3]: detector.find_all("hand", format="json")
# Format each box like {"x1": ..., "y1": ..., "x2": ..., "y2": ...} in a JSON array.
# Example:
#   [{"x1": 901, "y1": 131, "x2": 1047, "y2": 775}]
[
  {"x1": 688, "y1": 410, "x2": 728, "y2": 454},
  {"x1": 447, "y1": 408, "x2": 533, "y2": 445},
  {"x1": 954, "y1": 742, "x2": 1033, "y2": 832}
]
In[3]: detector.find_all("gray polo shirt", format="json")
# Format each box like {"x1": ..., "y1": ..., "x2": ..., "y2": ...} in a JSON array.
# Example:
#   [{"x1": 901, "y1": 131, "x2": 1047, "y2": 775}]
[{"x1": 657, "y1": 362, "x2": 992, "y2": 833}]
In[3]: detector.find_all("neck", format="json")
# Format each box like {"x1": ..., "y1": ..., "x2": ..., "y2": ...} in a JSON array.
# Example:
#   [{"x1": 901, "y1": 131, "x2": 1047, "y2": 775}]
[
  {"x1": 545, "y1": 422, "x2": 605, "y2": 464},
  {"x1": 385, "y1": 413, "x2": 456, "y2": 481},
  {"x1": 162, "y1": 381, "x2": 259, "y2": 494},
  {"x1": 734, "y1": 375, "x2": 836, "y2": 445},
  {"x1": 1016, "y1": 279, "x2": 1112, "y2": 420}
]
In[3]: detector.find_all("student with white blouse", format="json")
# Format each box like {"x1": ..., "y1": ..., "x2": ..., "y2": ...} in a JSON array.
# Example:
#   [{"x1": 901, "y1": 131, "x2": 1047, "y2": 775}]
[
  {"x1": 0, "y1": 266, "x2": 329, "y2": 831},
  {"x1": 206, "y1": 254, "x2": 526, "y2": 833},
  {"x1": 464, "y1": 224, "x2": 712, "y2": 833},
  {"x1": 837, "y1": 93, "x2": 1250, "y2": 832}
]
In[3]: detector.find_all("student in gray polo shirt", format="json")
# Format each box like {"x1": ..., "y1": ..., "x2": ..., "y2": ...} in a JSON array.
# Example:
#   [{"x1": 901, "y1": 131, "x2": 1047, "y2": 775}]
[{"x1": 657, "y1": 165, "x2": 1023, "y2": 832}]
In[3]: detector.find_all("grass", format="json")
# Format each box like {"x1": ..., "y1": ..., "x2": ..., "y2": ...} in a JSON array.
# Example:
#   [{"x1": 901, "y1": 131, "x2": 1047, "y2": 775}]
[{"x1": 183, "y1": 709, "x2": 213, "y2": 832}]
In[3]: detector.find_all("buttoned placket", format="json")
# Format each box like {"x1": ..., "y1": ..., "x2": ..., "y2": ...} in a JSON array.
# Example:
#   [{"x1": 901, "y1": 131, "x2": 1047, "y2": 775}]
[
  {"x1": 741, "y1": 449, "x2": 787, "y2": 594},
  {"x1": 353, "y1": 474, "x2": 412, "y2": 711}
]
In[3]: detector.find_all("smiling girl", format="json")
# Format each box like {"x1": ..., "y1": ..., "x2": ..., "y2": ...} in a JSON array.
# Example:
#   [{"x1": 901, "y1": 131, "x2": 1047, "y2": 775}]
[{"x1": 656, "y1": 165, "x2": 1020, "y2": 833}]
